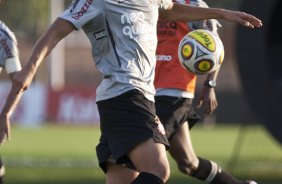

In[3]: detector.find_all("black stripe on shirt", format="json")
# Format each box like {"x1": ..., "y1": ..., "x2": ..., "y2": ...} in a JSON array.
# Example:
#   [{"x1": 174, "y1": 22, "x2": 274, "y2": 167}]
[{"x1": 105, "y1": 18, "x2": 122, "y2": 67}]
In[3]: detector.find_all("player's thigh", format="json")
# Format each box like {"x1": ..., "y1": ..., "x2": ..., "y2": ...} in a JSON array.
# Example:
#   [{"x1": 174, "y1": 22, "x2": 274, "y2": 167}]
[
  {"x1": 106, "y1": 163, "x2": 139, "y2": 184},
  {"x1": 169, "y1": 121, "x2": 198, "y2": 165},
  {"x1": 128, "y1": 138, "x2": 170, "y2": 177}
]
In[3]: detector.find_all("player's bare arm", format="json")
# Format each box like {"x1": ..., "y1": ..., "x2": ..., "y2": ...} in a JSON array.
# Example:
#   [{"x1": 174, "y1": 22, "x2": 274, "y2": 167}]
[
  {"x1": 13, "y1": 18, "x2": 75, "y2": 94},
  {"x1": 0, "y1": 72, "x2": 23, "y2": 144},
  {"x1": 196, "y1": 69, "x2": 220, "y2": 114},
  {"x1": 159, "y1": 3, "x2": 263, "y2": 28}
]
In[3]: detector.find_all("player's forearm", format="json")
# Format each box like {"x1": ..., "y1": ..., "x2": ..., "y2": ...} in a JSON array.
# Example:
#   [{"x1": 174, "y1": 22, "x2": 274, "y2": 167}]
[
  {"x1": 27, "y1": 29, "x2": 61, "y2": 73},
  {"x1": 206, "y1": 67, "x2": 220, "y2": 82},
  {"x1": 13, "y1": 19, "x2": 74, "y2": 94},
  {"x1": 160, "y1": 3, "x2": 224, "y2": 22},
  {"x1": 161, "y1": 3, "x2": 262, "y2": 28},
  {"x1": 26, "y1": 18, "x2": 74, "y2": 73},
  {"x1": 0, "y1": 89, "x2": 22, "y2": 118}
]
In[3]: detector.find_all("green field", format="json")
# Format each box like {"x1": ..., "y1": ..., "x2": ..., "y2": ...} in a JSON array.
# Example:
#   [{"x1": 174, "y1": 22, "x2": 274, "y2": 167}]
[{"x1": 1, "y1": 124, "x2": 281, "y2": 184}]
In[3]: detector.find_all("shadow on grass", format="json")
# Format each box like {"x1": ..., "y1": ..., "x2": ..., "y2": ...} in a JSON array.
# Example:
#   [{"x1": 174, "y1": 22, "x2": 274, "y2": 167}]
[
  {"x1": 5, "y1": 179, "x2": 104, "y2": 184},
  {"x1": 6, "y1": 178, "x2": 282, "y2": 184}
]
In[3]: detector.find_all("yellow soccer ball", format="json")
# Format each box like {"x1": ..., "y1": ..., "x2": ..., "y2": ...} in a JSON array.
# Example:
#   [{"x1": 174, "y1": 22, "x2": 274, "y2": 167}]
[{"x1": 178, "y1": 29, "x2": 224, "y2": 75}]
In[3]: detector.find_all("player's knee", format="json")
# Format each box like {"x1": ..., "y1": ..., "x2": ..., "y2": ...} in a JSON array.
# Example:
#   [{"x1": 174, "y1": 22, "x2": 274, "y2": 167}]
[
  {"x1": 106, "y1": 163, "x2": 138, "y2": 184},
  {"x1": 161, "y1": 163, "x2": 170, "y2": 182},
  {"x1": 151, "y1": 162, "x2": 170, "y2": 182},
  {"x1": 177, "y1": 159, "x2": 199, "y2": 175},
  {"x1": 147, "y1": 160, "x2": 170, "y2": 182}
]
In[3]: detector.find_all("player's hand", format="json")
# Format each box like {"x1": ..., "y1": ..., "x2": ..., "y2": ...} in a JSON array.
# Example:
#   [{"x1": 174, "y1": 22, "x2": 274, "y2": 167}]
[
  {"x1": 0, "y1": 114, "x2": 11, "y2": 146},
  {"x1": 221, "y1": 9, "x2": 263, "y2": 28},
  {"x1": 12, "y1": 66, "x2": 35, "y2": 94},
  {"x1": 196, "y1": 86, "x2": 218, "y2": 114}
]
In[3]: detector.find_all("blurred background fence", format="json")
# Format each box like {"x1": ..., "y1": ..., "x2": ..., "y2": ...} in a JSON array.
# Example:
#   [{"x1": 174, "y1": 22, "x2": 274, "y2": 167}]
[{"x1": 0, "y1": 0, "x2": 281, "y2": 183}]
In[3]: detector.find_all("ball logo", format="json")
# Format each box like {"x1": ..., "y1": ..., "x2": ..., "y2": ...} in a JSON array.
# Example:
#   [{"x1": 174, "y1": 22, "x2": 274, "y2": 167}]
[
  {"x1": 189, "y1": 30, "x2": 216, "y2": 52},
  {"x1": 181, "y1": 42, "x2": 193, "y2": 59},
  {"x1": 195, "y1": 60, "x2": 214, "y2": 72}
]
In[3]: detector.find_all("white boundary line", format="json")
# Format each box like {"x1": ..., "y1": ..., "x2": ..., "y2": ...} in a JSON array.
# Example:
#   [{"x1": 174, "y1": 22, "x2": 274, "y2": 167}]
[{"x1": 2, "y1": 157, "x2": 99, "y2": 168}]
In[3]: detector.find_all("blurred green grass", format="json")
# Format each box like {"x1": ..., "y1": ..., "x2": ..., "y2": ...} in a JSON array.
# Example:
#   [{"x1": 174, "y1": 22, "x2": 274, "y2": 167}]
[{"x1": 1, "y1": 123, "x2": 281, "y2": 184}]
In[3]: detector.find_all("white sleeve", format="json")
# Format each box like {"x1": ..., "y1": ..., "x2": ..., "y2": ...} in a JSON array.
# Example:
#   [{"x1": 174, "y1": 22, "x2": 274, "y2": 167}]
[
  {"x1": 159, "y1": 0, "x2": 173, "y2": 10},
  {"x1": 59, "y1": 0, "x2": 103, "y2": 30},
  {"x1": 4, "y1": 57, "x2": 22, "y2": 74}
]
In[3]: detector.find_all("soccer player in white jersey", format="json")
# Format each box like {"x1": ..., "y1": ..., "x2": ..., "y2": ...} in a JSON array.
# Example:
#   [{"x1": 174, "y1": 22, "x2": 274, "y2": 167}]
[
  {"x1": 12, "y1": 0, "x2": 262, "y2": 183},
  {"x1": 0, "y1": 19, "x2": 22, "y2": 184}
]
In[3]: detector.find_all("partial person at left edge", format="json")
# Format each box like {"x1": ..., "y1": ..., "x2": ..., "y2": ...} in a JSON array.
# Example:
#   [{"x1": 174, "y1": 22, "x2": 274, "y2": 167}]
[{"x1": 0, "y1": 0, "x2": 24, "y2": 183}]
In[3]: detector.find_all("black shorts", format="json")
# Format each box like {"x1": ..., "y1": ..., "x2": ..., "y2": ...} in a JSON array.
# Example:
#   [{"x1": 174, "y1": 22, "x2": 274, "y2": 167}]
[
  {"x1": 155, "y1": 96, "x2": 201, "y2": 139},
  {"x1": 96, "y1": 90, "x2": 169, "y2": 173}
]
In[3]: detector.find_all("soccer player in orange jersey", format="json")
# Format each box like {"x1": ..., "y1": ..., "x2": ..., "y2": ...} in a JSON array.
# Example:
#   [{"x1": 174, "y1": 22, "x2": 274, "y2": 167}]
[{"x1": 155, "y1": 0, "x2": 257, "y2": 183}]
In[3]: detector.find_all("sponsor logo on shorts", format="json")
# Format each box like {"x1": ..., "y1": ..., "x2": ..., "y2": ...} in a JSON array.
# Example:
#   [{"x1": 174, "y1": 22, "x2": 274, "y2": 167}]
[
  {"x1": 155, "y1": 116, "x2": 166, "y2": 135},
  {"x1": 94, "y1": 30, "x2": 107, "y2": 40}
]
